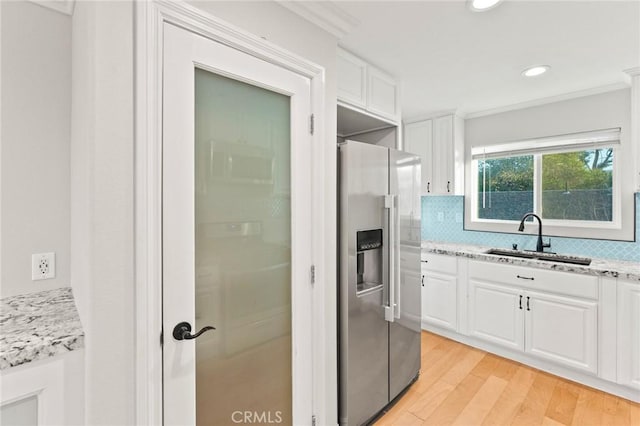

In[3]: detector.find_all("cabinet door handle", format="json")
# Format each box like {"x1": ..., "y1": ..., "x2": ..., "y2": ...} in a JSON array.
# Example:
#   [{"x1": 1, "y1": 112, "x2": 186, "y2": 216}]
[
  {"x1": 427, "y1": 182, "x2": 430, "y2": 193},
  {"x1": 447, "y1": 181, "x2": 451, "y2": 192},
  {"x1": 519, "y1": 295, "x2": 523, "y2": 310},
  {"x1": 421, "y1": 275, "x2": 424, "y2": 287},
  {"x1": 526, "y1": 296, "x2": 530, "y2": 311},
  {"x1": 517, "y1": 275, "x2": 534, "y2": 281}
]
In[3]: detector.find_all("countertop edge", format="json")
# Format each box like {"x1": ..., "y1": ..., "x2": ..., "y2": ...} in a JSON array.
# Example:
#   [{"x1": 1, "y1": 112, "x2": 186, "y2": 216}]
[
  {"x1": 0, "y1": 334, "x2": 85, "y2": 370},
  {"x1": 422, "y1": 241, "x2": 640, "y2": 282},
  {"x1": 0, "y1": 287, "x2": 85, "y2": 371}
]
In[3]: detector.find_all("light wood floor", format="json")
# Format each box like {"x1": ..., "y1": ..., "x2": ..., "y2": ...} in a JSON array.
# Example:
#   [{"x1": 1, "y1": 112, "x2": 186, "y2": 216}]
[{"x1": 375, "y1": 331, "x2": 640, "y2": 426}]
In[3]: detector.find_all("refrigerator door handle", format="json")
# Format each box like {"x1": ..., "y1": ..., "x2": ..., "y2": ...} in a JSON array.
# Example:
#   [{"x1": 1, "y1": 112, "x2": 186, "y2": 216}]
[
  {"x1": 393, "y1": 200, "x2": 401, "y2": 320},
  {"x1": 384, "y1": 194, "x2": 396, "y2": 322}
]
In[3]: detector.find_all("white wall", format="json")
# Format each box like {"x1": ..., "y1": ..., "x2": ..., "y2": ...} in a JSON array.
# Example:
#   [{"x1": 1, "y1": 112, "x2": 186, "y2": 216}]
[
  {"x1": 464, "y1": 88, "x2": 634, "y2": 241},
  {"x1": 70, "y1": 1, "x2": 337, "y2": 424},
  {"x1": 71, "y1": 1, "x2": 135, "y2": 424},
  {"x1": 465, "y1": 89, "x2": 631, "y2": 145},
  {"x1": 1, "y1": 1, "x2": 71, "y2": 298}
]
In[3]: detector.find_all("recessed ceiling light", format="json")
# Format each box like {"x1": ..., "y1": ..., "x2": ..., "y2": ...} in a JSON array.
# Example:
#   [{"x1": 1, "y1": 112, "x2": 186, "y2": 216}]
[
  {"x1": 522, "y1": 65, "x2": 551, "y2": 77},
  {"x1": 468, "y1": 0, "x2": 504, "y2": 12}
]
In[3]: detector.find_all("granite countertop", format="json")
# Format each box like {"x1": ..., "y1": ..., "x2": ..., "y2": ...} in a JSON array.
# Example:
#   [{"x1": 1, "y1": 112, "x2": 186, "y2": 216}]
[
  {"x1": 0, "y1": 287, "x2": 84, "y2": 370},
  {"x1": 422, "y1": 241, "x2": 640, "y2": 282}
]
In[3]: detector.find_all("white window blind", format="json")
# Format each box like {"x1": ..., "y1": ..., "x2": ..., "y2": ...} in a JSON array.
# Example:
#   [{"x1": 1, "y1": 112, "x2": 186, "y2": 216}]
[{"x1": 471, "y1": 127, "x2": 621, "y2": 160}]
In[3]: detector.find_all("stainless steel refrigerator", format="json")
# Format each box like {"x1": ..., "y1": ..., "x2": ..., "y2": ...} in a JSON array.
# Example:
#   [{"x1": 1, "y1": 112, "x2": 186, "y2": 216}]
[{"x1": 338, "y1": 140, "x2": 422, "y2": 426}]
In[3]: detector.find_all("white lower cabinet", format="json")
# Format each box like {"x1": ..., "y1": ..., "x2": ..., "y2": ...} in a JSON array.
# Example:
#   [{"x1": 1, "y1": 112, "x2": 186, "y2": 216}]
[
  {"x1": 525, "y1": 291, "x2": 597, "y2": 374},
  {"x1": 617, "y1": 280, "x2": 640, "y2": 390},
  {"x1": 421, "y1": 251, "x2": 640, "y2": 402},
  {"x1": 467, "y1": 260, "x2": 598, "y2": 374},
  {"x1": 421, "y1": 254, "x2": 457, "y2": 331},
  {"x1": 422, "y1": 270, "x2": 457, "y2": 330},
  {"x1": 468, "y1": 280, "x2": 524, "y2": 351},
  {"x1": 0, "y1": 350, "x2": 84, "y2": 426}
]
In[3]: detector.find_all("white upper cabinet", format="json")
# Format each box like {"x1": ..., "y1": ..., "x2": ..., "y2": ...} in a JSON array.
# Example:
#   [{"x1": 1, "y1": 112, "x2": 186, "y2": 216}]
[
  {"x1": 404, "y1": 114, "x2": 464, "y2": 195},
  {"x1": 367, "y1": 67, "x2": 398, "y2": 120},
  {"x1": 337, "y1": 48, "x2": 367, "y2": 109},
  {"x1": 337, "y1": 47, "x2": 400, "y2": 122},
  {"x1": 404, "y1": 120, "x2": 433, "y2": 193},
  {"x1": 432, "y1": 115, "x2": 454, "y2": 194}
]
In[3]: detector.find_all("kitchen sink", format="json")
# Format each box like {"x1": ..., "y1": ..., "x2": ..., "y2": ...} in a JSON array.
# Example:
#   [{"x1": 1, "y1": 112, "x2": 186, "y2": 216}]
[
  {"x1": 485, "y1": 248, "x2": 592, "y2": 266},
  {"x1": 485, "y1": 249, "x2": 537, "y2": 259}
]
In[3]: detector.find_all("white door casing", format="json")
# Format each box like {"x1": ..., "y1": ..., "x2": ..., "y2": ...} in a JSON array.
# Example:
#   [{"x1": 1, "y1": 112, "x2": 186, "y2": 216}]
[
  {"x1": 162, "y1": 22, "x2": 313, "y2": 425},
  {"x1": 134, "y1": 2, "x2": 327, "y2": 424}
]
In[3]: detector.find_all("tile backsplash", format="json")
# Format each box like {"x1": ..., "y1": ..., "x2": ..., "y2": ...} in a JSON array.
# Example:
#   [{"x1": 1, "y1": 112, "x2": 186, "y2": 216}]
[{"x1": 422, "y1": 193, "x2": 640, "y2": 262}]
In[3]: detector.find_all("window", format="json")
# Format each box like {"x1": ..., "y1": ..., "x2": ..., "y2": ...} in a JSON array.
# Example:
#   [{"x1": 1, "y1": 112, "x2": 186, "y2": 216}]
[
  {"x1": 470, "y1": 128, "x2": 621, "y2": 234},
  {"x1": 477, "y1": 155, "x2": 533, "y2": 221},
  {"x1": 541, "y1": 149, "x2": 613, "y2": 222}
]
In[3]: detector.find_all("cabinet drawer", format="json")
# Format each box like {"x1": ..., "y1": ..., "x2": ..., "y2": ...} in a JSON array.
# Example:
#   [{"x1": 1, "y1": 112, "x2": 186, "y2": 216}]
[
  {"x1": 422, "y1": 253, "x2": 457, "y2": 274},
  {"x1": 468, "y1": 260, "x2": 597, "y2": 300}
]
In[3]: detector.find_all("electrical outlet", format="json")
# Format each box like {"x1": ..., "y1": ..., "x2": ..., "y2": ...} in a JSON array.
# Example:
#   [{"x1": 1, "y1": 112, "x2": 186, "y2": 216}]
[
  {"x1": 32, "y1": 253, "x2": 55, "y2": 281},
  {"x1": 437, "y1": 212, "x2": 445, "y2": 222}
]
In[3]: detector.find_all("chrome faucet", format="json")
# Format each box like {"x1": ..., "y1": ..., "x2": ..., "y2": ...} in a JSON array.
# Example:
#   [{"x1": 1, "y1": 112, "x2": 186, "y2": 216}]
[{"x1": 518, "y1": 212, "x2": 551, "y2": 253}]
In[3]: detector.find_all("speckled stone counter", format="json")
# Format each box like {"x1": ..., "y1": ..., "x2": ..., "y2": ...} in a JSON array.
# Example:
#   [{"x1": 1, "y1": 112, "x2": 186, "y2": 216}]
[
  {"x1": 0, "y1": 287, "x2": 84, "y2": 370},
  {"x1": 422, "y1": 241, "x2": 640, "y2": 282}
]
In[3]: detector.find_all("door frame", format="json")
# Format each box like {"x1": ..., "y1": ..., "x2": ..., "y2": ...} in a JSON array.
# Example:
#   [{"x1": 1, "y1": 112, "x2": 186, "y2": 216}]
[{"x1": 134, "y1": 1, "x2": 327, "y2": 424}]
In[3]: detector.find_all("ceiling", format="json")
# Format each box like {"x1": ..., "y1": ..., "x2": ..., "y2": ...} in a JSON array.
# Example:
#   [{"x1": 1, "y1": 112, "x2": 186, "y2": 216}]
[{"x1": 331, "y1": 1, "x2": 640, "y2": 120}]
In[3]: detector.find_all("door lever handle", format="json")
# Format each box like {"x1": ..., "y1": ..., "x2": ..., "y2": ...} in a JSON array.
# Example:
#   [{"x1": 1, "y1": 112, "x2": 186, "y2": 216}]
[{"x1": 172, "y1": 322, "x2": 215, "y2": 341}]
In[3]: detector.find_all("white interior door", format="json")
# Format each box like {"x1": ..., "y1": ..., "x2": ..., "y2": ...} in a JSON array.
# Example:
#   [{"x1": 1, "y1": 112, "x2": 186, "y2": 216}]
[{"x1": 162, "y1": 23, "x2": 313, "y2": 425}]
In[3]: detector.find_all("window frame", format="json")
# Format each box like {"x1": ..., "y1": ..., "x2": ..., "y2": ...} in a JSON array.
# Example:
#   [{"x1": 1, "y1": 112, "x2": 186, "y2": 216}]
[
  {"x1": 470, "y1": 147, "x2": 621, "y2": 229},
  {"x1": 465, "y1": 128, "x2": 631, "y2": 241}
]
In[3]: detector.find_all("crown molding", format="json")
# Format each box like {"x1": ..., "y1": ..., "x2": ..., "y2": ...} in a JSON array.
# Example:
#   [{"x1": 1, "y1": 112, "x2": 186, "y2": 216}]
[
  {"x1": 276, "y1": 1, "x2": 359, "y2": 39},
  {"x1": 625, "y1": 67, "x2": 640, "y2": 77},
  {"x1": 464, "y1": 82, "x2": 631, "y2": 120},
  {"x1": 403, "y1": 109, "x2": 459, "y2": 124},
  {"x1": 29, "y1": 0, "x2": 75, "y2": 16}
]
